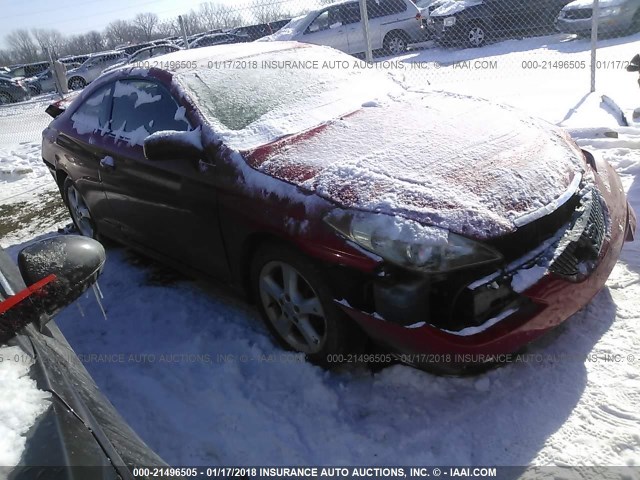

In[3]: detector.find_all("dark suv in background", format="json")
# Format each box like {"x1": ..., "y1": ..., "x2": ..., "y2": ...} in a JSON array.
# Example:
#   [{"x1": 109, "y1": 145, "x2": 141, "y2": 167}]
[
  {"x1": 427, "y1": 0, "x2": 573, "y2": 47},
  {"x1": 0, "y1": 76, "x2": 30, "y2": 104}
]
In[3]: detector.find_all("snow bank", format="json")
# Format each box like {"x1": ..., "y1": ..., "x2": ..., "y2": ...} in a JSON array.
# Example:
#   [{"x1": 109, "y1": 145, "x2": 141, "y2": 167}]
[{"x1": 0, "y1": 346, "x2": 51, "y2": 467}]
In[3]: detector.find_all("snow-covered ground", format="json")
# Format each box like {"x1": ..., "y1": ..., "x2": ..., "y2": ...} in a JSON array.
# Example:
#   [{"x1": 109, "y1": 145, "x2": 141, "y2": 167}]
[{"x1": 1, "y1": 33, "x2": 639, "y2": 469}]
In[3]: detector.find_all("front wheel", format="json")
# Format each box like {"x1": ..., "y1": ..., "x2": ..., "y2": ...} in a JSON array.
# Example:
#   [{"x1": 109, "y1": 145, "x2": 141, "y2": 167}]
[
  {"x1": 63, "y1": 178, "x2": 97, "y2": 238},
  {"x1": 383, "y1": 32, "x2": 408, "y2": 56},
  {"x1": 466, "y1": 24, "x2": 487, "y2": 48},
  {"x1": 0, "y1": 92, "x2": 12, "y2": 105},
  {"x1": 251, "y1": 243, "x2": 364, "y2": 366},
  {"x1": 68, "y1": 76, "x2": 86, "y2": 90}
]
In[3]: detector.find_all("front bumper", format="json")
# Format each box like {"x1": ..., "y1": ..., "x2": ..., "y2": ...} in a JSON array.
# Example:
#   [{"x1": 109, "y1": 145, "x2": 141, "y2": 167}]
[
  {"x1": 556, "y1": 11, "x2": 634, "y2": 35},
  {"x1": 338, "y1": 156, "x2": 635, "y2": 371},
  {"x1": 427, "y1": 19, "x2": 465, "y2": 44}
]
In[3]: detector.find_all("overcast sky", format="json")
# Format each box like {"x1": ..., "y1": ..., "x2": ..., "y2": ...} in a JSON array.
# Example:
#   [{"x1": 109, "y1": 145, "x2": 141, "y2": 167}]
[{"x1": 1, "y1": 0, "x2": 311, "y2": 49}]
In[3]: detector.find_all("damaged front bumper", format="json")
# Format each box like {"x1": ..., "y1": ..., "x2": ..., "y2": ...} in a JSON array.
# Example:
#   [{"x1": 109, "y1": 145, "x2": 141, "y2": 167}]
[{"x1": 337, "y1": 154, "x2": 636, "y2": 372}]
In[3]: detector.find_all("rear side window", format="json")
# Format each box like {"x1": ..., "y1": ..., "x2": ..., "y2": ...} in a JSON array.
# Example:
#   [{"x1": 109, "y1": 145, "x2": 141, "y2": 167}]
[
  {"x1": 367, "y1": 0, "x2": 408, "y2": 18},
  {"x1": 71, "y1": 83, "x2": 113, "y2": 134},
  {"x1": 110, "y1": 79, "x2": 190, "y2": 142},
  {"x1": 341, "y1": 3, "x2": 362, "y2": 24}
]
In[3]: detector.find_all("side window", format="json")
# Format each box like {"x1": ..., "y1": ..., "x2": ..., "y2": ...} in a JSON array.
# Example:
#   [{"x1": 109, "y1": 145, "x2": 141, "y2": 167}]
[
  {"x1": 341, "y1": 3, "x2": 362, "y2": 24},
  {"x1": 307, "y1": 10, "x2": 330, "y2": 33},
  {"x1": 110, "y1": 79, "x2": 190, "y2": 141},
  {"x1": 134, "y1": 49, "x2": 153, "y2": 61},
  {"x1": 367, "y1": 0, "x2": 406, "y2": 18},
  {"x1": 71, "y1": 83, "x2": 113, "y2": 133}
]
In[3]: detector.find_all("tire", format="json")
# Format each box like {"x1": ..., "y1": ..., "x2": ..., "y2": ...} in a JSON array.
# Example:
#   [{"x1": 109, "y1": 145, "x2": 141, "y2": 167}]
[
  {"x1": 251, "y1": 243, "x2": 364, "y2": 367},
  {"x1": 383, "y1": 31, "x2": 409, "y2": 56},
  {"x1": 466, "y1": 23, "x2": 487, "y2": 48},
  {"x1": 28, "y1": 85, "x2": 40, "y2": 96},
  {"x1": 0, "y1": 92, "x2": 12, "y2": 105},
  {"x1": 629, "y1": 9, "x2": 640, "y2": 34},
  {"x1": 68, "y1": 76, "x2": 86, "y2": 91},
  {"x1": 63, "y1": 177, "x2": 97, "y2": 239}
]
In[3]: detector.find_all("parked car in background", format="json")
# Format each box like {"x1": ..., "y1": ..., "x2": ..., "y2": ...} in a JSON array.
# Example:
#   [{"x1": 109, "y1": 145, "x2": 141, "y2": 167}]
[
  {"x1": 103, "y1": 44, "x2": 182, "y2": 74},
  {"x1": 116, "y1": 42, "x2": 155, "y2": 56},
  {"x1": 189, "y1": 32, "x2": 251, "y2": 48},
  {"x1": 60, "y1": 54, "x2": 90, "y2": 66},
  {"x1": 66, "y1": 50, "x2": 127, "y2": 90},
  {"x1": 229, "y1": 23, "x2": 274, "y2": 41},
  {"x1": 0, "y1": 236, "x2": 167, "y2": 477},
  {"x1": 270, "y1": 18, "x2": 294, "y2": 32},
  {"x1": 41, "y1": 42, "x2": 635, "y2": 372},
  {"x1": 25, "y1": 69, "x2": 56, "y2": 94},
  {"x1": 556, "y1": 0, "x2": 640, "y2": 37},
  {"x1": 427, "y1": 0, "x2": 573, "y2": 47},
  {"x1": 7, "y1": 61, "x2": 50, "y2": 79},
  {"x1": 0, "y1": 76, "x2": 30, "y2": 104},
  {"x1": 259, "y1": 0, "x2": 425, "y2": 55}
]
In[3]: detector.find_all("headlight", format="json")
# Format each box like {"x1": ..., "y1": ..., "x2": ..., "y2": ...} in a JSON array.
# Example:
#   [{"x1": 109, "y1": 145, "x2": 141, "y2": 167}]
[
  {"x1": 443, "y1": 17, "x2": 456, "y2": 27},
  {"x1": 599, "y1": 7, "x2": 621, "y2": 17},
  {"x1": 324, "y1": 211, "x2": 502, "y2": 273}
]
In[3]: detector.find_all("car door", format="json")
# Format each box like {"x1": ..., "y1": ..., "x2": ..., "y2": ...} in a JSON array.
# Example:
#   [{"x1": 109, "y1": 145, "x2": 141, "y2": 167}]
[
  {"x1": 98, "y1": 78, "x2": 230, "y2": 279},
  {"x1": 342, "y1": 2, "x2": 367, "y2": 53},
  {"x1": 478, "y1": 0, "x2": 516, "y2": 33},
  {"x1": 301, "y1": 6, "x2": 350, "y2": 52},
  {"x1": 56, "y1": 82, "x2": 117, "y2": 230}
]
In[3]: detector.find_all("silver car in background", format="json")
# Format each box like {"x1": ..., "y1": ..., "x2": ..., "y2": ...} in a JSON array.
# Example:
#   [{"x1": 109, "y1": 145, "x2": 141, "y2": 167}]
[
  {"x1": 260, "y1": 0, "x2": 425, "y2": 55},
  {"x1": 102, "y1": 45, "x2": 182, "y2": 74},
  {"x1": 66, "y1": 51, "x2": 126, "y2": 90},
  {"x1": 557, "y1": 0, "x2": 640, "y2": 36}
]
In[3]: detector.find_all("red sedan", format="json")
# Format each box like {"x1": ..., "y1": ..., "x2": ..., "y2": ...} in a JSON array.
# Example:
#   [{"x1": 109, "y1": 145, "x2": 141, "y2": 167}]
[{"x1": 41, "y1": 42, "x2": 636, "y2": 372}]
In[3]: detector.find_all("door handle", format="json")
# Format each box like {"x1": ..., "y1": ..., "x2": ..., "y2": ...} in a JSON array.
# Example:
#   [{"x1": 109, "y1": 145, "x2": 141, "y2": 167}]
[{"x1": 100, "y1": 156, "x2": 116, "y2": 171}]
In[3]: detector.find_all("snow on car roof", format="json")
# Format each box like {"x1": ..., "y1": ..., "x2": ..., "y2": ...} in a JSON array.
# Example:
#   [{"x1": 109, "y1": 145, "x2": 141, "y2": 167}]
[
  {"x1": 149, "y1": 41, "x2": 310, "y2": 73},
  {"x1": 161, "y1": 42, "x2": 397, "y2": 150}
]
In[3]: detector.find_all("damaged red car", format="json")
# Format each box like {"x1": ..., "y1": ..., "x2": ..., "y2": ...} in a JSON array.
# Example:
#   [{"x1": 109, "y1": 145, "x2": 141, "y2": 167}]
[{"x1": 41, "y1": 42, "x2": 636, "y2": 371}]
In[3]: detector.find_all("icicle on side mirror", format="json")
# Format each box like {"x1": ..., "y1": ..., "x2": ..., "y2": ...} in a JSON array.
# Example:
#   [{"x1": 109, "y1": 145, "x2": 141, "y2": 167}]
[{"x1": 17, "y1": 235, "x2": 106, "y2": 322}]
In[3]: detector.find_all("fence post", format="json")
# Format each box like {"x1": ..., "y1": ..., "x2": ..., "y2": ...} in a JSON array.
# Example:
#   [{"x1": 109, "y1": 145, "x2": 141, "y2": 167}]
[
  {"x1": 590, "y1": 0, "x2": 599, "y2": 92},
  {"x1": 359, "y1": 0, "x2": 373, "y2": 63},
  {"x1": 179, "y1": 15, "x2": 190, "y2": 49},
  {"x1": 45, "y1": 47, "x2": 63, "y2": 99}
]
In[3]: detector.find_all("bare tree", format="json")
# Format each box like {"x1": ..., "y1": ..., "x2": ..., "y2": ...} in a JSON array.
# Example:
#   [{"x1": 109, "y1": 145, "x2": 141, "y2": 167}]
[
  {"x1": 133, "y1": 12, "x2": 159, "y2": 41},
  {"x1": 198, "y1": 2, "x2": 244, "y2": 31},
  {"x1": 32, "y1": 28, "x2": 65, "y2": 58},
  {"x1": 104, "y1": 19, "x2": 138, "y2": 48},
  {"x1": 0, "y1": 50, "x2": 14, "y2": 67},
  {"x1": 5, "y1": 29, "x2": 40, "y2": 63},
  {"x1": 85, "y1": 31, "x2": 105, "y2": 52},
  {"x1": 180, "y1": 10, "x2": 206, "y2": 36},
  {"x1": 156, "y1": 19, "x2": 179, "y2": 37},
  {"x1": 251, "y1": 0, "x2": 288, "y2": 24}
]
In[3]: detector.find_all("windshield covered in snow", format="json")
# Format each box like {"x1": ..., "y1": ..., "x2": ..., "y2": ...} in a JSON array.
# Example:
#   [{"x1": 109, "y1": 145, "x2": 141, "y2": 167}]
[{"x1": 173, "y1": 46, "x2": 393, "y2": 148}]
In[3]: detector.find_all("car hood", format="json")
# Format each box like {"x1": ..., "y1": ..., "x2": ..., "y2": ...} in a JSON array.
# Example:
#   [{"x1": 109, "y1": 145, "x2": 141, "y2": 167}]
[
  {"x1": 430, "y1": 0, "x2": 484, "y2": 16},
  {"x1": 563, "y1": 0, "x2": 626, "y2": 9},
  {"x1": 244, "y1": 91, "x2": 585, "y2": 240}
]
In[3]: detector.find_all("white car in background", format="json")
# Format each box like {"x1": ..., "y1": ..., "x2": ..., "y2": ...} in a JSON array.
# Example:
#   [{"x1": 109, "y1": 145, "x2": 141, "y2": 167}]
[
  {"x1": 66, "y1": 51, "x2": 127, "y2": 90},
  {"x1": 260, "y1": 0, "x2": 425, "y2": 55}
]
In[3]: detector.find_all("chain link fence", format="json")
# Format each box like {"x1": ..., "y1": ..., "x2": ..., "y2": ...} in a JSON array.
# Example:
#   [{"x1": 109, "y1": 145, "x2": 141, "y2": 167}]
[{"x1": 1, "y1": 0, "x2": 639, "y2": 123}]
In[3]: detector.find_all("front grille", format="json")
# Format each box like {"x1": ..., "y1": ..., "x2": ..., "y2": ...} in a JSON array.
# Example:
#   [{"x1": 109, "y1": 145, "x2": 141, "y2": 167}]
[
  {"x1": 487, "y1": 192, "x2": 581, "y2": 264},
  {"x1": 550, "y1": 188, "x2": 607, "y2": 279},
  {"x1": 564, "y1": 9, "x2": 592, "y2": 20}
]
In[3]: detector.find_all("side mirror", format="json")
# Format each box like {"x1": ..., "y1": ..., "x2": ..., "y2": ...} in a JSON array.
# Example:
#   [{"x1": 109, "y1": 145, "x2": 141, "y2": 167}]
[
  {"x1": 627, "y1": 54, "x2": 640, "y2": 73},
  {"x1": 17, "y1": 236, "x2": 106, "y2": 318},
  {"x1": 143, "y1": 128, "x2": 203, "y2": 162}
]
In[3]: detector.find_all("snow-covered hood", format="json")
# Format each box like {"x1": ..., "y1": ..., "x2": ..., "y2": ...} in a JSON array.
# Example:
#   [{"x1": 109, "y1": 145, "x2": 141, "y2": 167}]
[
  {"x1": 430, "y1": 0, "x2": 484, "y2": 17},
  {"x1": 244, "y1": 92, "x2": 585, "y2": 240},
  {"x1": 563, "y1": 0, "x2": 628, "y2": 9}
]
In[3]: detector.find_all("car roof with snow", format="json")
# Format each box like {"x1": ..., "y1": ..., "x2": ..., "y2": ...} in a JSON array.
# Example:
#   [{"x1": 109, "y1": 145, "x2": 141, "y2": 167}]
[{"x1": 150, "y1": 41, "x2": 311, "y2": 73}]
